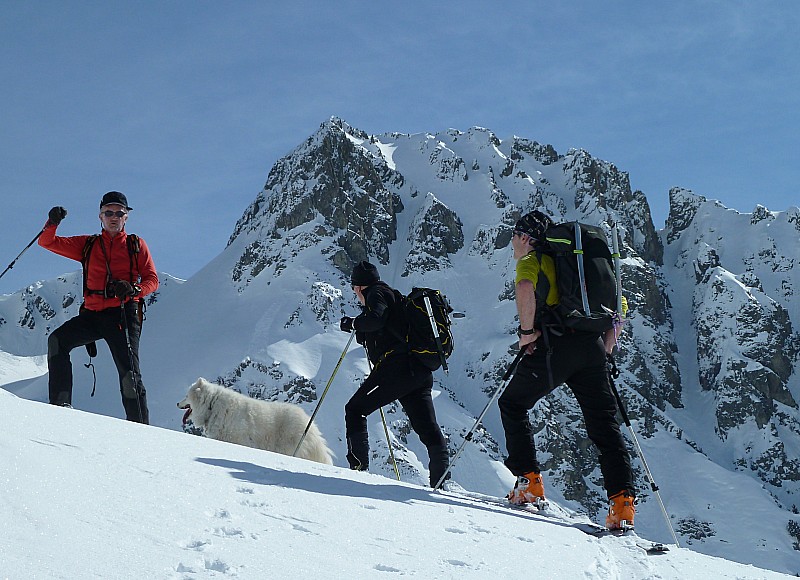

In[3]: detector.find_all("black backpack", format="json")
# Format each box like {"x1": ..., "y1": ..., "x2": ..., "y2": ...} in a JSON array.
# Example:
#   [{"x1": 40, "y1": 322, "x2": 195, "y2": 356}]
[
  {"x1": 392, "y1": 287, "x2": 455, "y2": 372},
  {"x1": 535, "y1": 222, "x2": 619, "y2": 334}
]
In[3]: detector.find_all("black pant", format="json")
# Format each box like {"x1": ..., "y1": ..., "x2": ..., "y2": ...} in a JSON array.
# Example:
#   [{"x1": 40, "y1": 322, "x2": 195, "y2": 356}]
[
  {"x1": 345, "y1": 354, "x2": 448, "y2": 486},
  {"x1": 47, "y1": 302, "x2": 149, "y2": 423},
  {"x1": 498, "y1": 331, "x2": 633, "y2": 496}
]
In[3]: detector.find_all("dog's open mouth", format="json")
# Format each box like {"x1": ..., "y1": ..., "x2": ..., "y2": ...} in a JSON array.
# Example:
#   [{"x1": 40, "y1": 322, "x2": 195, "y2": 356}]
[{"x1": 178, "y1": 403, "x2": 192, "y2": 425}]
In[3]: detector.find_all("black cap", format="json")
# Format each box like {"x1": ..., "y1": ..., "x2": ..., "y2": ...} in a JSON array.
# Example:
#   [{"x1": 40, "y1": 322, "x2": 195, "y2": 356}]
[
  {"x1": 514, "y1": 210, "x2": 553, "y2": 241},
  {"x1": 350, "y1": 261, "x2": 380, "y2": 286},
  {"x1": 100, "y1": 191, "x2": 132, "y2": 210}
]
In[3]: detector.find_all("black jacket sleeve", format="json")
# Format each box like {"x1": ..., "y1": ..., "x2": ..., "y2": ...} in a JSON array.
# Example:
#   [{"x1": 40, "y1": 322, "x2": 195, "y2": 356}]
[{"x1": 353, "y1": 285, "x2": 390, "y2": 333}]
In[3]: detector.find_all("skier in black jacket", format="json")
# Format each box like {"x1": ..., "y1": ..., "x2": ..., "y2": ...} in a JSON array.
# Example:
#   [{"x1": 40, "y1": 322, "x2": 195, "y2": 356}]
[{"x1": 340, "y1": 261, "x2": 449, "y2": 487}]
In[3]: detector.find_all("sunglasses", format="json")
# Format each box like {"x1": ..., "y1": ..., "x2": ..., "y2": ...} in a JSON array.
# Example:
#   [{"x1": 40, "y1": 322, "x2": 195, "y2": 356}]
[{"x1": 102, "y1": 210, "x2": 127, "y2": 218}]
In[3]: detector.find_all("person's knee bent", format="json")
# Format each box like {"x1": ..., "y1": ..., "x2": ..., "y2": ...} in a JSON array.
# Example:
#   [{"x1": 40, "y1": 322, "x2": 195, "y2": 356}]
[
  {"x1": 344, "y1": 399, "x2": 369, "y2": 431},
  {"x1": 47, "y1": 331, "x2": 66, "y2": 359}
]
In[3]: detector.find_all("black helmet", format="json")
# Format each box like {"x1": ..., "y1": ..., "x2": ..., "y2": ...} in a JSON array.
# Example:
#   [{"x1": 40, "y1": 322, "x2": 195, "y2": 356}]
[{"x1": 514, "y1": 210, "x2": 553, "y2": 241}]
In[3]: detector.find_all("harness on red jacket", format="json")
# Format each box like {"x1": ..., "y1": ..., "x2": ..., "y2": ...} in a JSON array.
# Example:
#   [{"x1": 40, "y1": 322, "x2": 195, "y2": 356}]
[{"x1": 80, "y1": 233, "x2": 141, "y2": 299}]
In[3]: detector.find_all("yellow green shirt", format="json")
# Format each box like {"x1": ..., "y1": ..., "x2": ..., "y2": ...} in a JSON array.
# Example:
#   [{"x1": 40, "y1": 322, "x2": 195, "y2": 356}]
[{"x1": 515, "y1": 251, "x2": 559, "y2": 306}]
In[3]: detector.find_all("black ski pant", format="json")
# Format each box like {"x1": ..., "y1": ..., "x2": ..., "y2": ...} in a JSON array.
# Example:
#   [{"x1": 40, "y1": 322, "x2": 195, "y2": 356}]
[
  {"x1": 47, "y1": 302, "x2": 149, "y2": 424},
  {"x1": 345, "y1": 354, "x2": 448, "y2": 487},
  {"x1": 498, "y1": 331, "x2": 633, "y2": 497}
]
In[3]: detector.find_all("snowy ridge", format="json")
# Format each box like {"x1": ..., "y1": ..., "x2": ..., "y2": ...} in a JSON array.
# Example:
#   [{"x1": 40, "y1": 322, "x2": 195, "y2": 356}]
[{"x1": 2, "y1": 118, "x2": 800, "y2": 574}]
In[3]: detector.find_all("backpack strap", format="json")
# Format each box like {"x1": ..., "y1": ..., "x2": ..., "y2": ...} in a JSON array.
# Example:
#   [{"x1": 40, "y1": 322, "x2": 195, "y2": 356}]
[
  {"x1": 374, "y1": 289, "x2": 412, "y2": 372},
  {"x1": 80, "y1": 233, "x2": 144, "y2": 313},
  {"x1": 386, "y1": 288, "x2": 410, "y2": 352},
  {"x1": 81, "y1": 235, "x2": 100, "y2": 297},
  {"x1": 125, "y1": 234, "x2": 146, "y2": 322},
  {"x1": 126, "y1": 233, "x2": 140, "y2": 281}
]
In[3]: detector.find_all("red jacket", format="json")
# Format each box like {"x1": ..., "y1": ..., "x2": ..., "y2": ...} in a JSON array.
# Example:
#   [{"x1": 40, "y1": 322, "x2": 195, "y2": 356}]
[{"x1": 39, "y1": 222, "x2": 159, "y2": 311}]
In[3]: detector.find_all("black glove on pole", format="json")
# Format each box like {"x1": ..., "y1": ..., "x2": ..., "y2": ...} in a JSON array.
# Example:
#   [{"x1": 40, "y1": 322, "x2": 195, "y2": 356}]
[
  {"x1": 340, "y1": 316, "x2": 355, "y2": 333},
  {"x1": 113, "y1": 280, "x2": 138, "y2": 298}
]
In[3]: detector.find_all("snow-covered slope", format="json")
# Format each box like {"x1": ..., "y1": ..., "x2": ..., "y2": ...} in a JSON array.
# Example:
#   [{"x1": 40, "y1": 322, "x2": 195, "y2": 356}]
[
  {"x1": 2, "y1": 118, "x2": 799, "y2": 574},
  {"x1": 1, "y1": 388, "x2": 791, "y2": 580}
]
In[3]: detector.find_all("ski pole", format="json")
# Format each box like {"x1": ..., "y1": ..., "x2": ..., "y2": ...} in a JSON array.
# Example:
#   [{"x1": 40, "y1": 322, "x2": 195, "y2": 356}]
[
  {"x1": 607, "y1": 223, "x2": 677, "y2": 545},
  {"x1": 0, "y1": 227, "x2": 45, "y2": 282},
  {"x1": 363, "y1": 347, "x2": 401, "y2": 480},
  {"x1": 609, "y1": 222, "x2": 624, "y2": 351},
  {"x1": 433, "y1": 347, "x2": 528, "y2": 490},
  {"x1": 607, "y1": 357, "x2": 680, "y2": 547},
  {"x1": 573, "y1": 222, "x2": 591, "y2": 317},
  {"x1": 379, "y1": 407, "x2": 401, "y2": 480},
  {"x1": 610, "y1": 222, "x2": 623, "y2": 317},
  {"x1": 293, "y1": 330, "x2": 356, "y2": 457},
  {"x1": 120, "y1": 299, "x2": 146, "y2": 423}
]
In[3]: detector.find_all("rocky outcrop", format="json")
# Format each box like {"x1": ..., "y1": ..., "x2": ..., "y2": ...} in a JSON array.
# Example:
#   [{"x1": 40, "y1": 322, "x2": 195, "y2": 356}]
[
  {"x1": 403, "y1": 193, "x2": 464, "y2": 276},
  {"x1": 666, "y1": 187, "x2": 800, "y2": 509}
]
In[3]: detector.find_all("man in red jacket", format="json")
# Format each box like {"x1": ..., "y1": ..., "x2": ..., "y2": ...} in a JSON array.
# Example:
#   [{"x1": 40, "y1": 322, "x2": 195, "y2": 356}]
[{"x1": 39, "y1": 191, "x2": 159, "y2": 423}]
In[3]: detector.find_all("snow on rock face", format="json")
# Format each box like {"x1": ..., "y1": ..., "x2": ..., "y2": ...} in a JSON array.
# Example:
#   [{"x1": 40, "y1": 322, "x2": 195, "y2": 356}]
[
  {"x1": 403, "y1": 192, "x2": 464, "y2": 276},
  {"x1": 665, "y1": 187, "x2": 800, "y2": 512},
  {"x1": 228, "y1": 118, "x2": 401, "y2": 288}
]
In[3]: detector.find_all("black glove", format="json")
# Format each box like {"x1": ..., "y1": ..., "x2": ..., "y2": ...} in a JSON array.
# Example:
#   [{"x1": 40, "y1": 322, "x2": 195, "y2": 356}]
[
  {"x1": 340, "y1": 316, "x2": 355, "y2": 333},
  {"x1": 48, "y1": 206, "x2": 67, "y2": 226},
  {"x1": 112, "y1": 280, "x2": 138, "y2": 298}
]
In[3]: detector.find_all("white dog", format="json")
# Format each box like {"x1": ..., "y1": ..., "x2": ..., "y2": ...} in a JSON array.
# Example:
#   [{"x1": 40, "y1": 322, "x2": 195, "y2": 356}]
[{"x1": 177, "y1": 377, "x2": 334, "y2": 465}]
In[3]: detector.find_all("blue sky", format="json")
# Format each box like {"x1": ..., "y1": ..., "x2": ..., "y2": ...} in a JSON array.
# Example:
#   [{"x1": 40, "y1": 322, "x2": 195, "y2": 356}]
[{"x1": 1, "y1": 1, "x2": 797, "y2": 293}]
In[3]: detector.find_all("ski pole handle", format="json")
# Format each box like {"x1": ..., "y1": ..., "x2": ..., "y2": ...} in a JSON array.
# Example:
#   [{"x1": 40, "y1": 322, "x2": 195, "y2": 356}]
[{"x1": 502, "y1": 347, "x2": 528, "y2": 382}]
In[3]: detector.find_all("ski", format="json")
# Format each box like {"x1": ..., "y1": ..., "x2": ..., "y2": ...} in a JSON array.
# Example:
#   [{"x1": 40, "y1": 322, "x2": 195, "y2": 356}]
[
  {"x1": 503, "y1": 500, "x2": 612, "y2": 537},
  {"x1": 639, "y1": 542, "x2": 670, "y2": 555},
  {"x1": 437, "y1": 486, "x2": 668, "y2": 555},
  {"x1": 437, "y1": 487, "x2": 613, "y2": 538}
]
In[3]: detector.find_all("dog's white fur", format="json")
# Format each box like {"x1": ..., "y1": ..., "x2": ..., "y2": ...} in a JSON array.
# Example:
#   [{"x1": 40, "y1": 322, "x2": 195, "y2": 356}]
[{"x1": 177, "y1": 377, "x2": 333, "y2": 465}]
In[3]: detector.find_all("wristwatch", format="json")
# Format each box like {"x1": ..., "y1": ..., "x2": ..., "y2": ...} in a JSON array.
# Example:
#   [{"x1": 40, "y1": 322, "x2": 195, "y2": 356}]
[{"x1": 517, "y1": 326, "x2": 535, "y2": 336}]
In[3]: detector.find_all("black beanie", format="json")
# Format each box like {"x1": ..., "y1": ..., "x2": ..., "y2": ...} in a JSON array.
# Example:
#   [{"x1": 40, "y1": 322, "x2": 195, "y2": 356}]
[
  {"x1": 350, "y1": 261, "x2": 380, "y2": 286},
  {"x1": 100, "y1": 191, "x2": 132, "y2": 210},
  {"x1": 515, "y1": 210, "x2": 553, "y2": 241}
]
